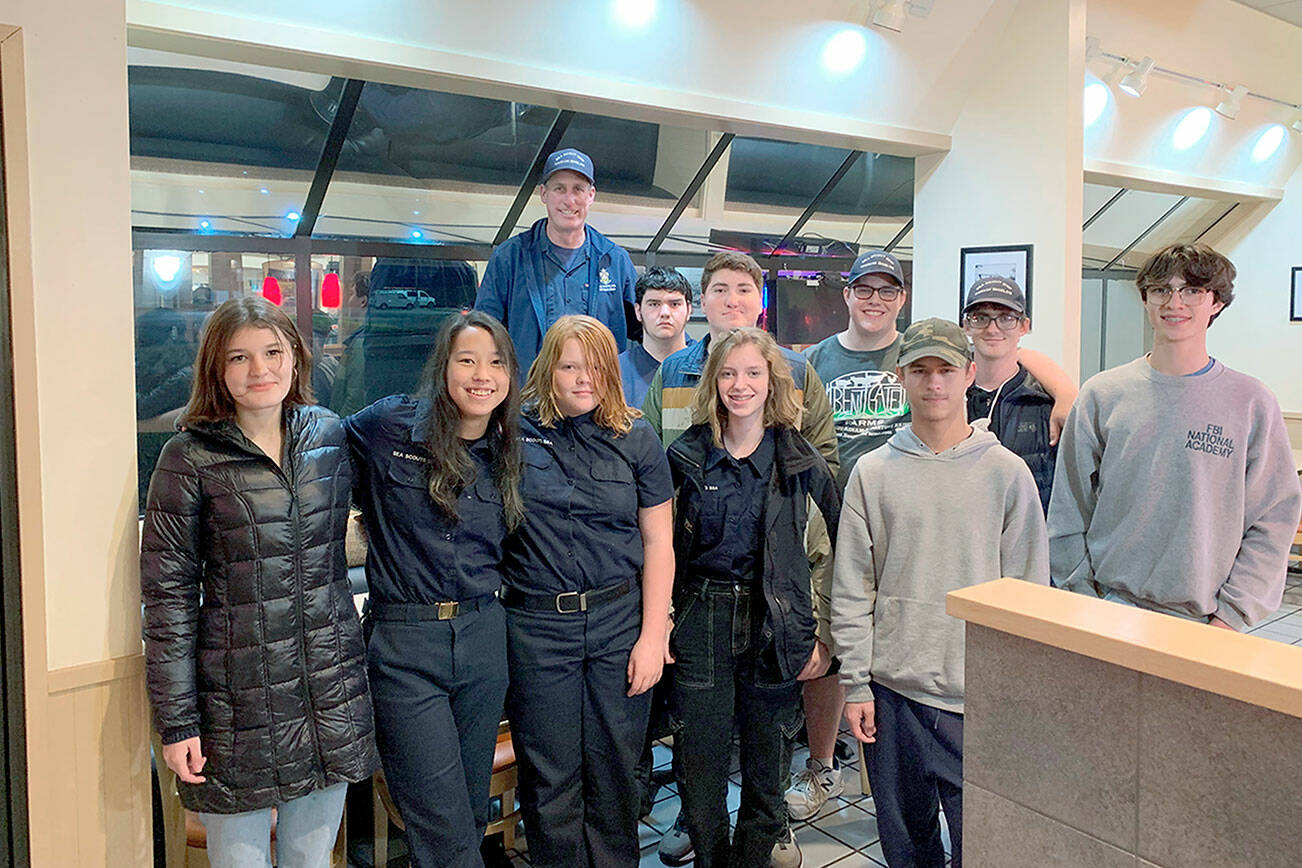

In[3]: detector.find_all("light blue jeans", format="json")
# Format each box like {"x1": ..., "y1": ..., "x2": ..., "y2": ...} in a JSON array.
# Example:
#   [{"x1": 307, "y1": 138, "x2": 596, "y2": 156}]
[{"x1": 198, "y1": 781, "x2": 347, "y2": 868}]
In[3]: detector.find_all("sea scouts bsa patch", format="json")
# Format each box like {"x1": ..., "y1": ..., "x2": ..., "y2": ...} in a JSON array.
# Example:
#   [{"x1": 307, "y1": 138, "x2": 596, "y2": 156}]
[{"x1": 598, "y1": 267, "x2": 617, "y2": 292}]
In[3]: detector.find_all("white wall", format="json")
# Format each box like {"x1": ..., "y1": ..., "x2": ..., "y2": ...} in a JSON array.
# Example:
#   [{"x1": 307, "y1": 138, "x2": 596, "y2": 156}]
[
  {"x1": 912, "y1": 0, "x2": 1086, "y2": 378},
  {"x1": 1211, "y1": 168, "x2": 1302, "y2": 414}
]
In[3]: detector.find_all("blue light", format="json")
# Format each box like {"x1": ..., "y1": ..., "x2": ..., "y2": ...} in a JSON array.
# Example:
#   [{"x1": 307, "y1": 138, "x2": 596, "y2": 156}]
[
  {"x1": 1251, "y1": 125, "x2": 1286, "y2": 162},
  {"x1": 1083, "y1": 82, "x2": 1109, "y2": 128},
  {"x1": 410, "y1": 229, "x2": 424, "y2": 240},
  {"x1": 821, "y1": 29, "x2": 867, "y2": 77},
  {"x1": 1172, "y1": 108, "x2": 1211, "y2": 151},
  {"x1": 259, "y1": 187, "x2": 270, "y2": 195},
  {"x1": 286, "y1": 211, "x2": 301, "y2": 222},
  {"x1": 198, "y1": 219, "x2": 211, "y2": 231}
]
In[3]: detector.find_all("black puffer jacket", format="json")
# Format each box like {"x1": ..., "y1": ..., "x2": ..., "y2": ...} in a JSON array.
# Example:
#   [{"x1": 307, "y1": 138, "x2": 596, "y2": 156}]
[{"x1": 141, "y1": 404, "x2": 378, "y2": 814}]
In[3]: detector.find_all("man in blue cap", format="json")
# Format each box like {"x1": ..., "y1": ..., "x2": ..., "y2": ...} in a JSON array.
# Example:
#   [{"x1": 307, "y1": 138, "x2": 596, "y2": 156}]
[{"x1": 475, "y1": 148, "x2": 637, "y2": 372}]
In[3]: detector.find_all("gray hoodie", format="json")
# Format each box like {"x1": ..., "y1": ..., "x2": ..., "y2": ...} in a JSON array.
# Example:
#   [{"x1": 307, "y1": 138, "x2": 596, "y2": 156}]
[{"x1": 831, "y1": 424, "x2": 1049, "y2": 713}]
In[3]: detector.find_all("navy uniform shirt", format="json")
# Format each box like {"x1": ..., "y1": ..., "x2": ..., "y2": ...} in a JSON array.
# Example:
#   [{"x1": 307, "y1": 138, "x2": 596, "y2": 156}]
[
  {"x1": 344, "y1": 395, "x2": 507, "y2": 604},
  {"x1": 503, "y1": 410, "x2": 673, "y2": 595},
  {"x1": 685, "y1": 429, "x2": 774, "y2": 584},
  {"x1": 542, "y1": 237, "x2": 591, "y2": 325}
]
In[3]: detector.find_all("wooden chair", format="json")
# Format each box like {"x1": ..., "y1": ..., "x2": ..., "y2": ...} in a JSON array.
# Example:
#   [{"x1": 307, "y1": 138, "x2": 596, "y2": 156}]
[{"x1": 373, "y1": 721, "x2": 521, "y2": 866}]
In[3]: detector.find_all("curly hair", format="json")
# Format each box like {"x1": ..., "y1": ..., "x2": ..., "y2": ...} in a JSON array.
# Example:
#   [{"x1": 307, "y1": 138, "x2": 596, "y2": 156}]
[
  {"x1": 691, "y1": 327, "x2": 801, "y2": 447},
  {"x1": 1136, "y1": 243, "x2": 1235, "y2": 325}
]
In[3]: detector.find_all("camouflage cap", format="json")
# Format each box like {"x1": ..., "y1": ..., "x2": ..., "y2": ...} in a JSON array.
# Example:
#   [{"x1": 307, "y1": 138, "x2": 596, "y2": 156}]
[{"x1": 898, "y1": 317, "x2": 973, "y2": 368}]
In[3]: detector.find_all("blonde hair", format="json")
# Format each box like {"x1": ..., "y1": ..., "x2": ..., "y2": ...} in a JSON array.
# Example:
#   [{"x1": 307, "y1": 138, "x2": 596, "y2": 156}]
[
  {"x1": 691, "y1": 327, "x2": 801, "y2": 447},
  {"x1": 524, "y1": 315, "x2": 639, "y2": 435}
]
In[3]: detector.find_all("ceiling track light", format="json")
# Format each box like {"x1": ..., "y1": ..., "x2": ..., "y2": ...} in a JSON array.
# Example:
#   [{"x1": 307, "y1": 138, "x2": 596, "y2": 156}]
[
  {"x1": 1118, "y1": 56, "x2": 1154, "y2": 97},
  {"x1": 870, "y1": 0, "x2": 906, "y2": 31},
  {"x1": 1215, "y1": 84, "x2": 1248, "y2": 120},
  {"x1": 1090, "y1": 38, "x2": 1302, "y2": 128}
]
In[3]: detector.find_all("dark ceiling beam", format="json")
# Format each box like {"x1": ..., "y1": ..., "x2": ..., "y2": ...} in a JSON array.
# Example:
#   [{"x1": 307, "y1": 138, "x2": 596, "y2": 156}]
[
  {"x1": 770, "y1": 150, "x2": 865, "y2": 255},
  {"x1": 646, "y1": 133, "x2": 734, "y2": 257},
  {"x1": 1103, "y1": 196, "x2": 1189, "y2": 271},
  {"x1": 295, "y1": 79, "x2": 365, "y2": 239},
  {"x1": 492, "y1": 110, "x2": 576, "y2": 247},
  {"x1": 1082, "y1": 188, "x2": 1128, "y2": 231},
  {"x1": 1192, "y1": 202, "x2": 1240, "y2": 243},
  {"x1": 884, "y1": 218, "x2": 913, "y2": 253}
]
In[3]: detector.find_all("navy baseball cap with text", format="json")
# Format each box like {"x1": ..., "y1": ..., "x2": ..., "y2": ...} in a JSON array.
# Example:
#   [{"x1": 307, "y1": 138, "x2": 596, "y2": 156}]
[
  {"x1": 847, "y1": 250, "x2": 905, "y2": 286},
  {"x1": 542, "y1": 148, "x2": 595, "y2": 185},
  {"x1": 964, "y1": 275, "x2": 1026, "y2": 315}
]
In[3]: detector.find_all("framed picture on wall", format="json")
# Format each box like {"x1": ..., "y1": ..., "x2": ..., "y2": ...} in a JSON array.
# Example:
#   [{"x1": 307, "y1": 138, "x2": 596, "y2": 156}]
[
  {"x1": 960, "y1": 244, "x2": 1034, "y2": 319},
  {"x1": 1292, "y1": 267, "x2": 1302, "y2": 322}
]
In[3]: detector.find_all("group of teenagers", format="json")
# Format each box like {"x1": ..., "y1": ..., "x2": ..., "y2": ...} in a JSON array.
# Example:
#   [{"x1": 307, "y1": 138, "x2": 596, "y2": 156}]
[{"x1": 141, "y1": 146, "x2": 1302, "y2": 868}]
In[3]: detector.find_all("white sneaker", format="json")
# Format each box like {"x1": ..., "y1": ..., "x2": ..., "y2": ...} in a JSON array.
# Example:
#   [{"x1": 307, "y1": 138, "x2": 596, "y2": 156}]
[
  {"x1": 770, "y1": 816, "x2": 803, "y2": 868},
  {"x1": 783, "y1": 759, "x2": 844, "y2": 820}
]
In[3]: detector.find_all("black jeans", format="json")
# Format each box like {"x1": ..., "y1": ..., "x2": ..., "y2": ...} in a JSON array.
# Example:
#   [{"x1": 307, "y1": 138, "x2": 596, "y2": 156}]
[
  {"x1": 670, "y1": 582, "x2": 803, "y2": 868},
  {"x1": 864, "y1": 684, "x2": 964, "y2": 868}
]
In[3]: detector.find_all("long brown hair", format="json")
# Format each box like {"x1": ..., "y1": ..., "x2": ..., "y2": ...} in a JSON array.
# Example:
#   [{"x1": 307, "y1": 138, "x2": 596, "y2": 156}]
[
  {"x1": 691, "y1": 327, "x2": 801, "y2": 447},
  {"x1": 523, "y1": 315, "x2": 639, "y2": 435},
  {"x1": 417, "y1": 311, "x2": 524, "y2": 529},
  {"x1": 180, "y1": 296, "x2": 312, "y2": 425}
]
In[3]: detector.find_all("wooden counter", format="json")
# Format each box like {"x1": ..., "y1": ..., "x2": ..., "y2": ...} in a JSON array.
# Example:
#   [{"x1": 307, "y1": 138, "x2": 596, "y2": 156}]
[
  {"x1": 947, "y1": 579, "x2": 1302, "y2": 867},
  {"x1": 946, "y1": 577, "x2": 1302, "y2": 718}
]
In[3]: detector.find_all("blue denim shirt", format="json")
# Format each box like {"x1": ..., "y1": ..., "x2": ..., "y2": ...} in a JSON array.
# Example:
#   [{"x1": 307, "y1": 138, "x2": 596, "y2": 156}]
[
  {"x1": 503, "y1": 410, "x2": 673, "y2": 595},
  {"x1": 344, "y1": 395, "x2": 506, "y2": 604}
]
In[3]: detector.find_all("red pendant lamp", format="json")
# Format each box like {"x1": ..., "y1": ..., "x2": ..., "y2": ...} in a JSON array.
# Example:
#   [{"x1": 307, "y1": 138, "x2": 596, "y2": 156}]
[{"x1": 261, "y1": 275, "x2": 282, "y2": 305}]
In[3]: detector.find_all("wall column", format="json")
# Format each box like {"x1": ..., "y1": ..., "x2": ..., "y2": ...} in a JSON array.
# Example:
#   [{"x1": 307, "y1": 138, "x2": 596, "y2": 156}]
[{"x1": 912, "y1": 0, "x2": 1086, "y2": 379}]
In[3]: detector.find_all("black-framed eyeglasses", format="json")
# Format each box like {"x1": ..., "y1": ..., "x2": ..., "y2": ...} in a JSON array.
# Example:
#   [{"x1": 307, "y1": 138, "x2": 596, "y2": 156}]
[
  {"x1": 1144, "y1": 285, "x2": 1211, "y2": 304},
  {"x1": 850, "y1": 284, "x2": 901, "y2": 301},
  {"x1": 963, "y1": 311, "x2": 1023, "y2": 331}
]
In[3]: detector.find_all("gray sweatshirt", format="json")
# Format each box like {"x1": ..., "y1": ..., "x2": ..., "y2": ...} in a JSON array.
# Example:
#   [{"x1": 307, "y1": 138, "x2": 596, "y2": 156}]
[
  {"x1": 1047, "y1": 357, "x2": 1302, "y2": 630},
  {"x1": 831, "y1": 425, "x2": 1049, "y2": 713}
]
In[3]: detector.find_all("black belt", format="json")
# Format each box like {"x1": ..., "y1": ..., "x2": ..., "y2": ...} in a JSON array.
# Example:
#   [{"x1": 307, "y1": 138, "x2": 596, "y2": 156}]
[
  {"x1": 501, "y1": 580, "x2": 633, "y2": 614},
  {"x1": 370, "y1": 594, "x2": 496, "y2": 622}
]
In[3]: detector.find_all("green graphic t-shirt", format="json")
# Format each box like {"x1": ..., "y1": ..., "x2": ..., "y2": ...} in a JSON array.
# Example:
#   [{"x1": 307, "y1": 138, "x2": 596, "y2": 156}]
[{"x1": 805, "y1": 333, "x2": 911, "y2": 486}]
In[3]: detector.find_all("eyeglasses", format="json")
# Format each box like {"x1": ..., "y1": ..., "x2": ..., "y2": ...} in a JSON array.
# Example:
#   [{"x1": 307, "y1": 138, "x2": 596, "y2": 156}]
[
  {"x1": 849, "y1": 284, "x2": 901, "y2": 301},
  {"x1": 1144, "y1": 285, "x2": 1211, "y2": 304},
  {"x1": 963, "y1": 311, "x2": 1023, "y2": 331}
]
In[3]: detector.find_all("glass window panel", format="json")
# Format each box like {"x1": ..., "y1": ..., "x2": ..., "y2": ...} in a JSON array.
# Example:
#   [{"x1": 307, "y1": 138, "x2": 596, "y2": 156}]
[
  {"x1": 317, "y1": 84, "x2": 563, "y2": 243},
  {"x1": 129, "y1": 50, "x2": 321, "y2": 237},
  {"x1": 1081, "y1": 189, "x2": 1186, "y2": 265},
  {"x1": 798, "y1": 150, "x2": 914, "y2": 255},
  {"x1": 309, "y1": 253, "x2": 481, "y2": 417},
  {"x1": 134, "y1": 248, "x2": 297, "y2": 510},
  {"x1": 1082, "y1": 183, "x2": 1122, "y2": 224}
]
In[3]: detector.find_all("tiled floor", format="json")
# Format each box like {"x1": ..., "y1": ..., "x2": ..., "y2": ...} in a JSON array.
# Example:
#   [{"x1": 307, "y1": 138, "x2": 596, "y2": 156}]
[
  {"x1": 505, "y1": 732, "x2": 911, "y2": 868},
  {"x1": 500, "y1": 570, "x2": 1302, "y2": 868}
]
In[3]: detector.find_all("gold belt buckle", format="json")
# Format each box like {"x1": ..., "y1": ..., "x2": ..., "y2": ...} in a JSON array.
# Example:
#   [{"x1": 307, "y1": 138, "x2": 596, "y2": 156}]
[{"x1": 436, "y1": 601, "x2": 460, "y2": 620}]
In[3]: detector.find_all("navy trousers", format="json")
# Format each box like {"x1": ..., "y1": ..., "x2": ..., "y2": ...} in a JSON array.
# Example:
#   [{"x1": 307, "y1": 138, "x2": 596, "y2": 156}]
[
  {"x1": 505, "y1": 591, "x2": 652, "y2": 868},
  {"x1": 367, "y1": 602, "x2": 509, "y2": 868},
  {"x1": 863, "y1": 684, "x2": 964, "y2": 868}
]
